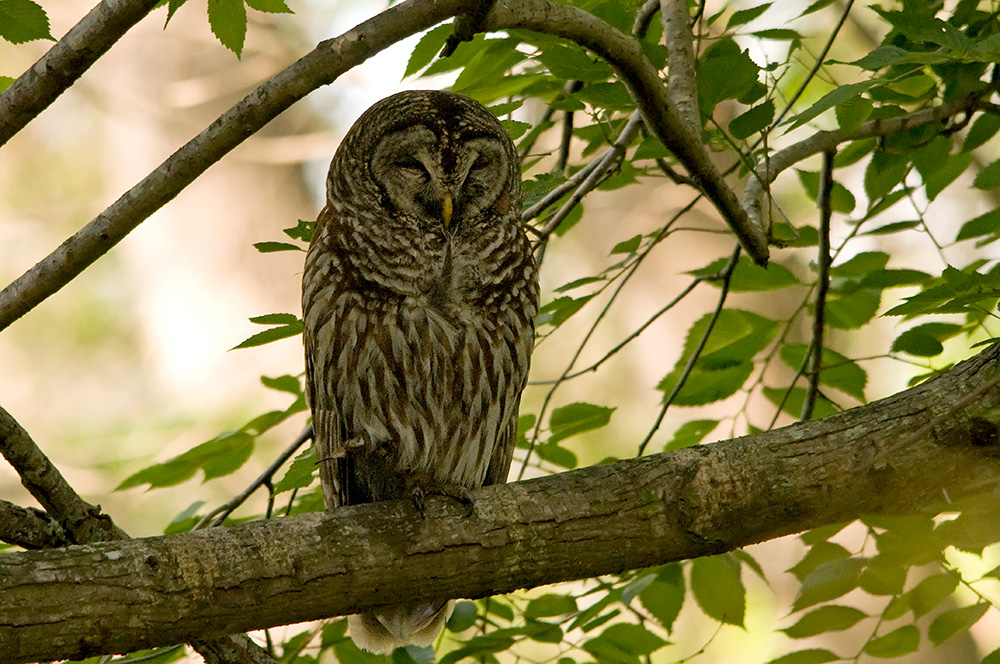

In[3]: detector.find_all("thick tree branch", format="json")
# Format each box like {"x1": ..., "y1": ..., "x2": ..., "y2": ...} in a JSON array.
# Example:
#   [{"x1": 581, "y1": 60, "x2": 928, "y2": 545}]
[
  {"x1": 0, "y1": 500, "x2": 69, "y2": 549},
  {"x1": 4, "y1": 343, "x2": 1000, "y2": 664},
  {"x1": 0, "y1": 0, "x2": 469, "y2": 332},
  {"x1": 660, "y1": 0, "x2": 700, "y2": 135},
  {"x1": 0, "y1": 0, "x2": 162, "y2": 147},
  {"x1": 487, "y1": 0, "x2": 769, "y2": 264},
  {"x1": 0, "y1": 404, "x2": 126, "y2": 544}
]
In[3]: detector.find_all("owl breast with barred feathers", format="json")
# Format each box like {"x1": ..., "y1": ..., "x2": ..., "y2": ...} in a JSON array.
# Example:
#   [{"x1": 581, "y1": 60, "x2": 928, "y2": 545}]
[{"x1": 301, "y1": 90, "x2": 538, "y2": 654}]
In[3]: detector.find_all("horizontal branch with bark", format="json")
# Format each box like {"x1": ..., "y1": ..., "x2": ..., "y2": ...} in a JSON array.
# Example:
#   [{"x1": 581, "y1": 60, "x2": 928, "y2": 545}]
[{"x1": 4, "y1": 343, "x2": 1000, "y2": 664}]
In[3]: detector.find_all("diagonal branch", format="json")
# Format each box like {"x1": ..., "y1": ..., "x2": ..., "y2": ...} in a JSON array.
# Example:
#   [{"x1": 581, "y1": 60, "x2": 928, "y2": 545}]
[
  {"x1": 487, "y1": 0, "x2": 769, "y2": 264},
  {"x1": 0, "y1": 0, "x2": 469, "y2": 332},
  {"x1": 0, "y1": 0, "x2": 163, "y2": 147},
  {"x1": 4, "y1": 342, "x2": 1000, "y2": 664}
]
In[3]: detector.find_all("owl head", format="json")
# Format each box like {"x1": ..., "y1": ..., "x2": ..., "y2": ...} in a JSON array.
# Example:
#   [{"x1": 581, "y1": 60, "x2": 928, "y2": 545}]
[{"x1": 327, "y1": 90, "x2": 521, "y2": 234}]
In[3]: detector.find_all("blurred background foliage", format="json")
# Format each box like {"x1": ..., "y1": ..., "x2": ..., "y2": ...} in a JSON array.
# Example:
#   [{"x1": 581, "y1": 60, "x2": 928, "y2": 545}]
[{"x1": 3, "y1": 0, "x2": 1000, "y2": 662}]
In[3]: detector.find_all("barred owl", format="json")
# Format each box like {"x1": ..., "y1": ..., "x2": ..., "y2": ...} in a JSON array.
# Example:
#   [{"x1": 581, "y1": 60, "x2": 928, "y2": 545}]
[{"x1": 302, "y1": 90, "x2": 538, "y2": 654}]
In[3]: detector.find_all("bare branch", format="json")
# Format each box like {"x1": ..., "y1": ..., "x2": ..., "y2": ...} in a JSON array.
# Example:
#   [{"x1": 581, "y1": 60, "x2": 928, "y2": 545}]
[
  {"x1": 660, "y1": 0, "x2": 700, "y2": 135},
  {"x1": 487, "y1": 0, "x2": 770, "y2": 263},
  {"x1": 0, "y1": 499, "x2": 69, "y2": 549},
  {"x1": 0, "y1": 0, "x2": 469, "y2": 332},
  {"x1": 4, "y1": 341, "x2": 1000, "y2": 663},
  {"x1": 0, "y1": 404, "x2": 126, "y2": 543},
  {"x1": 0, "y1": 0, "x2": 162, "y2": 147},
  {"x1": 743, "y1": 96, "x2": 977, "y2": 232},
  {"x1": 801, "y1": 150, "x2": 834, "y2": 421}
]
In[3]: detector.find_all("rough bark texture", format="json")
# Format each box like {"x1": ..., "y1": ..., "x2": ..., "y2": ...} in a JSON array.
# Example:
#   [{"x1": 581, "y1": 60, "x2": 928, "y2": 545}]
[{"x1": 3, "y1": 344, "x2": 1000, "y2": 663}]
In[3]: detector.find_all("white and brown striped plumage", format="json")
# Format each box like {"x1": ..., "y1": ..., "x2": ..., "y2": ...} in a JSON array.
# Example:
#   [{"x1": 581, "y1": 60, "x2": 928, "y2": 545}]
[{"x1": 302, "y1": 90, "x2": 538, "y2": 654}]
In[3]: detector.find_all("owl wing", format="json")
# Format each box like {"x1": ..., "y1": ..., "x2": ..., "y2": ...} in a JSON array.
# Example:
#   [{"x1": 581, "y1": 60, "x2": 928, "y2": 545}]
[{"x1": 305, "y1": 346, "x2": 347, "y2": 509}]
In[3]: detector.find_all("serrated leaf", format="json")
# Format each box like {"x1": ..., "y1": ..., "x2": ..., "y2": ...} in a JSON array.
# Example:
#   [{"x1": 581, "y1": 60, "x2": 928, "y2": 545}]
[
  {"x1": 691, "y1": 256, "x2": 798, "y2": 291},
  {"x1": 403, "y1": 23, "x2": 453, "y2": 78},
  {"x1": 858, "y1": 556, "x2": 907, "y2": 595},
  {"x1": 824, "y1": 288, "x2": 881, "y2": 329},
  {"x1": 537, "y1": 294, "x2": 594, "y2": 328},
  {"x1": 927, "y1": 602, "x2": 990, "y2": 646},
  {"x1": 892, "y1": 323, "x2": 963, "y2": 357},
  {"x1": 782, "y1": 606, "x2": 867, "y2": 639},
  {"x1": 865, "y1": 149, "x2": 909, "y2": 200},
  {"x1": 764, "y1": 650, "x2": 839, "y2": 664},
  {"x1": 862, "y1": 625, "x2": 919, "y2": 658},
  {"x1": 232, "y1": 320, "x2": 303, "y2": 349},
  {"x1": 548, "y1": 402, "x2": 615, "y2": 445},
  {"x1": 244, "y1": 0, "x2": 291, "y2": 13},
  {"x1": 974, "y1": 158, "x2": 1000, "y2": 190},
  {"x1": 524, "y1": 594, "x2": 576, "y2": 619},
  {"x1": 207, "y1": 0, "x2": 247, "y2": 57},
  {"x1": 0, "y1": 0, "x2": 53, "y2": 44},
  {"x1": 786, "y1": 81, "x2": 875, "y2": 130},
  {"x1": 905, "y1": 573, "x2": 959, "y2": 620},
  {"x1": 537, "y1": 43, "x2": 612, "y2": 82},
  {"x1": 691, "y1": 554, "x2": 745, "y2": 626},
  {"x1": 117, "y1": 431, "x2": 255, "y2": 490},
  {"x1": 598, "y1": 623, "x2": 668, "y2": 656},
  {"x1": 835, "y1": 94, "x2": 873, "y2": 135},
  {"x1": 273, "y1": 447, "x2": 317, "y2": 494},
  {"x1": 779, "y1": 345, "x2": 867, "y2": 401},
  {"x1": 730, "y1": 99, "x2": 775, "y2": 139},
  {"x1": 254, "y1": 241, "x2": 304, "y2": 253},
  {"x1": 792, "y1": 558, "x2": 864, "y2": 612},
  {"x1": 727, "y1": 3, "x2": 771, "y2": 28},
  {"x1": 957, "y1": 208, "x2": 1000, "y2": 242},
  {"x1": 658, "y1": 309, "x2": 779, "y2": 405},
  {"x1": 575, "y1": 81, "x2": 634, "y2": 110},
  {"x1": 796, "y1": 169, "x2": 856, "y2": 213},
  {"x1": 610, "y1": 234, "x2": 642, "y2": 255},
  {"x1": 665, "y1": 419, "x2": 718, "y2": 451},
  {"x1": 962, "y1": 113, "x2": 1000, "y2": 152},
  {"x1": 639, "y1": 564, "x2": 684, "y2": 633}
]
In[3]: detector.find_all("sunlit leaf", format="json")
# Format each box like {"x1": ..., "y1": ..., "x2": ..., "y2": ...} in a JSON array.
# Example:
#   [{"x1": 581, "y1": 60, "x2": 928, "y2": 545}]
[
  {"x1": 862, "y1": 625, "x2": 919, "y2": 658},
  {"x1": 691, "y1": 554, "x2": 745, "y2": 626}
]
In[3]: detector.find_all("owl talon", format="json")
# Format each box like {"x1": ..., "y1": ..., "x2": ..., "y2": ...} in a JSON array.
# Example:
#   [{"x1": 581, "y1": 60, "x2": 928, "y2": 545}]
[{"x1": 410, "y1": 488, "x2": 427, "y2": 518}]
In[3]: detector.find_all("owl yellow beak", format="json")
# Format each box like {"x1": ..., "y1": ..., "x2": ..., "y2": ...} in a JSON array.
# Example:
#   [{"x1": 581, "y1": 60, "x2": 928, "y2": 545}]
[{"x1": 441, "y1": 192, "x2": 453, "y2": 227}]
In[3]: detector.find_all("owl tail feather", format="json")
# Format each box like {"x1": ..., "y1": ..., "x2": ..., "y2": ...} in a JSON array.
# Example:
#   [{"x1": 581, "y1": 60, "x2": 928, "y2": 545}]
[{"x1": 348, "y1": 600, "x2": 455, "y2": 654}]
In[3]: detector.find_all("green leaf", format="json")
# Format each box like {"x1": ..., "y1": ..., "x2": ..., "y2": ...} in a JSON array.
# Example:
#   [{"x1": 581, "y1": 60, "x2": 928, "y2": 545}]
[
  {"x1": 437, "y1": 631, "x2": 517, "y2": 664},
  {"x1": 522, "y1": 172, "x2": 568, "y2": 210},
  {"x1": 232, "y1": 318, "x2": 303, "y2": 349},
  {"x1": 859, "y1": 268, "x2": 931, "y2": 288},
  {"x1": 273, "y1": 448, "x2": 317, "y2": 494},
  {"x1": 690, "y1": 255, "x2": 799, "y2": 291},
  {"x1": 554, "y1": 276, "x2": 604, "y2": 293},
  {"x1": 891, "y1": 323, "x2": 963, "y2": 357},
  {"x1": 610, "y1": 234, "x2": 642, "y2": 255},
  {"x1": 962, "y1": 113, "x2": 1000, "y2": 152},
  {"x1": 906, "y1": 573, "x2": 960, "y2": 619},
  {"x1": 862, "y1": 625, "x2": 920, "y2": 658},
  {"x1": 858, "y1": 556, "x2": 907, "y2": 595},
  {"x1": 525, "y1": 594, "x2": 577, "y2": 619},
  {"x1": 0, "y1": 0, "x2": 53, "y2": 43},
  {"x1": 792, "y1": 558, "x2": 864, "y2": 612},
  {"x1": 665, "y1": 419, "x2": 718, "y2": 451},
  {"x1": 117, "y1": 431, "x2": 255, "y2": 490},
  {"x1": 764, "y1": 650, "x2": 839, "y2": 664},
  {"x1": 782, "y1": 605, "x2": 868, "y2": 638},
  {"x1": 788, "y1": 541, "x2": 850, "y2": 581},
  {"x1": 537, "y1": 43, "x2": 613, "y2": 82},
  {"x1": 796, "y1": 169, "x2": 856, "y2": 213},
  {"x1": 957, "y1": 207, "x2": 1000, "y2": 242},
  {"x1": 598, "y1": 623, "x2": 668, "y2": 656},
  {"x1": 534, "y1": 442, "x2": 577, "y2": 469},
  {"x1": 927, "y1": 602, "x2": 990, "y2": 646},
  {"x1": 824, "y1": 288, "x2": 881, "y2": 329},
  {"x1": 835, "y1": 94, "x2": 873, "y2": 135},
  {"x1": 982, "y1": 646, "x2": 1000, "y2": 664},
  {"x1": 786, "y1": 81, "x2": 875, "y2": 130},
  {"x1": 691, "y1": 554, "x2": 745, "y2": 626},
  {"x1": 973, "y1": 158, "x2": 1000, "y2": 190},
  {"x1": 864, "y1": 149, "x2": 909, "y2": 200},
  {"x1": 639, "y1": 564, "x2": 685, "y2": 633},
  {"x1": 404, "y1": 24, "x2": 453, "y2": 78},
  {"x1": 727, "y1": 3, "x2": 771, "y2": 29},
  {"x1": 779, "y1": 345, "x2": 867, "y2": 401},
  {"x1": 729, "y1": 99, "x2": 775, "y2": 139},
  {"x1": 0, "y1": 75, "x2": 13, "y2": 93},
  {"x1": 698, "y1": 40, "x2": 760, "y2": 116},
  {"x1": 207, "y1": 0, "x2": 247, "y2": 57},
  {"x1": 537, "y1": 294, "x2": 594, "y2": 328},
  {"x1": 574, "y1": 81, "x2": 634, "y2": 111},
  {"x1": 244, "y1": 0, "x2": 291, "y2": 13},
  {"x1": 658, "y1": 309, "x2": 779, "y2": 405},
  {"x1": 261, "y1": 374, "x2": 301, "y2": 395},
  {"x1": 548, "y1": 402, "x2": 615, "y2": 445},
  {"x1": 253, "y1": 241, "x2": 304, "y2": 253}
]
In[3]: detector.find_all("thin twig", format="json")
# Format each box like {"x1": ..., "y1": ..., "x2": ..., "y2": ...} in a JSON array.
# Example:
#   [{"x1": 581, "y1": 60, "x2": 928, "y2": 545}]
[
  {"x1": 0, "y1": 500, "x2": 69, "y2": 549},
  {"x1": 195, "y1": 425, "x2": 312, "y2": 529},
  {"x1": 801, "y1": 150, "x2": 835, "y2": 421},
  {"x1": 636, "y1": 245, "x2": 740, "y2": 456}
]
